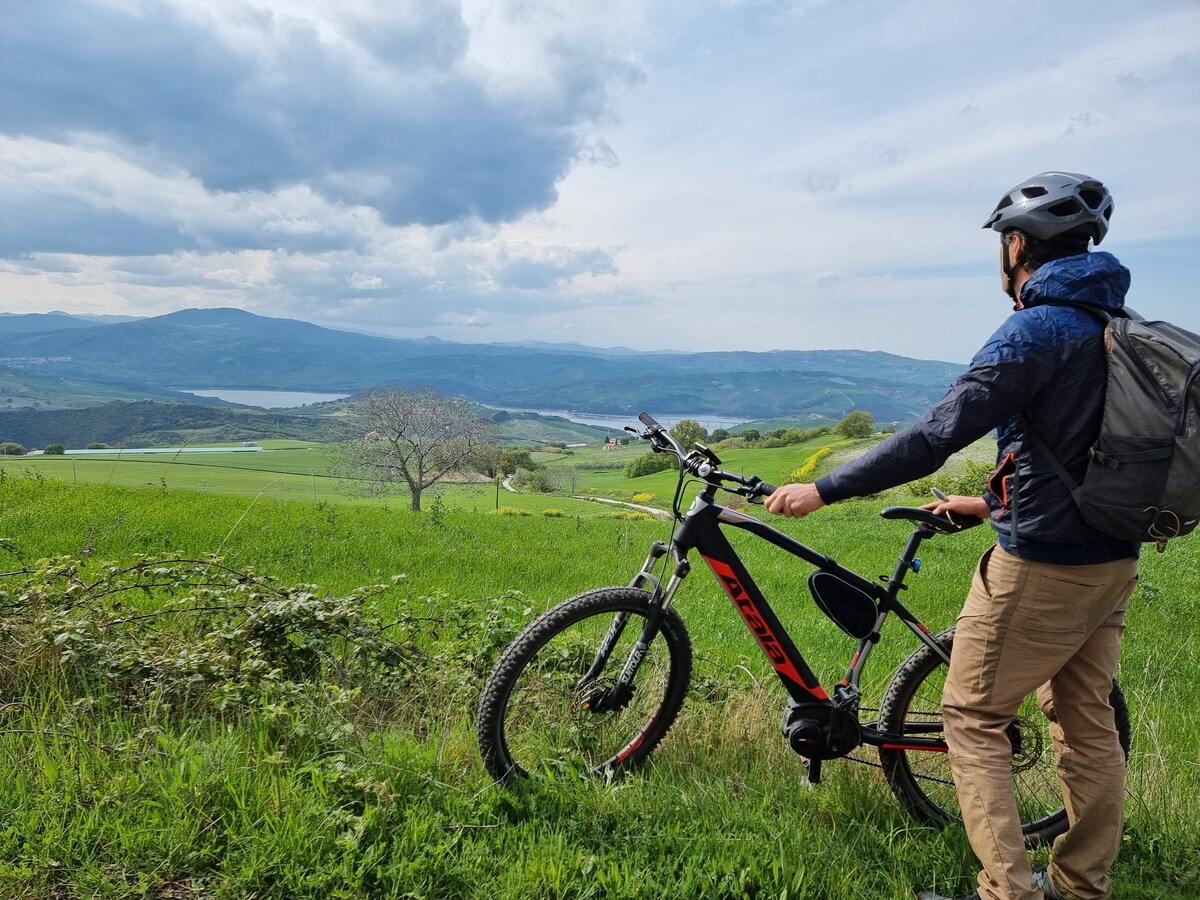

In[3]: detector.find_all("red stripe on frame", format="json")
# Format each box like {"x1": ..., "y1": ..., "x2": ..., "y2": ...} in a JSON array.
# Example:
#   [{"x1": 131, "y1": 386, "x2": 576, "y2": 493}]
[{"x1": 703, "y1": 555, "x2": 828, "y2": 700}]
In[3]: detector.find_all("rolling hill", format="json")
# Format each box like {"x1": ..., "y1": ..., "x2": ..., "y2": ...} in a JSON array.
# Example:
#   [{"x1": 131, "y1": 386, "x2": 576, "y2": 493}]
[{"x1": 0, "y1": 308, "x2": 964, "y2": 426}]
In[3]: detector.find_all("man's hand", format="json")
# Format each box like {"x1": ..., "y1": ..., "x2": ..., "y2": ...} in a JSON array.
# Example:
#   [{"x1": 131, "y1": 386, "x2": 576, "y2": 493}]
[
  {"x1": 764, "y1": 482, "x2": 826, "y2": 519},
  {"x1": 921, "y1": 494, "x2": 990, "y2": 521}
]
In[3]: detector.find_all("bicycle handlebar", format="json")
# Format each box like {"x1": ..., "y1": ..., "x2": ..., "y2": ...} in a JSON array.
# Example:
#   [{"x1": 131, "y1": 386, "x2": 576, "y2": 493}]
[
  {"x1": 632, "y1": 413, "x2": 980, "y2": 533},
  {"x1": 631, "y1": 412, "x2": 776, "y2": 500}
]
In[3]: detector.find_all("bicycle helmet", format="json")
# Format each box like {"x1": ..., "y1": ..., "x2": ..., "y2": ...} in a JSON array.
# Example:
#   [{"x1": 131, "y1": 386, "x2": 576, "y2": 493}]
[{"x1": 982, "y1": 171, "x2": 1113, "y2": 245}]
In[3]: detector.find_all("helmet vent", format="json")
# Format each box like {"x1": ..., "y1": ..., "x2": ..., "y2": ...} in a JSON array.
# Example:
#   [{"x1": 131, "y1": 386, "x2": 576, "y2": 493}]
[
  {"x1": 1078, "y1": 188, "x2": 1105, "y2": 210},
  {"x1": 1047, "y1": 199, "x2": 1082, "y2": 218},
  {"x1": 1021, "y1": 186, "x2": 1049, "y2": 199}
]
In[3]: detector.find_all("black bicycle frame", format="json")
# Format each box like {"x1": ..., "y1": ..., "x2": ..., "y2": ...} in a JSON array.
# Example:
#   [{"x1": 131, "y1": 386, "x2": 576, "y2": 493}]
[{"x1": 624, "y1": 483, "x2": 953, "y2": 753}]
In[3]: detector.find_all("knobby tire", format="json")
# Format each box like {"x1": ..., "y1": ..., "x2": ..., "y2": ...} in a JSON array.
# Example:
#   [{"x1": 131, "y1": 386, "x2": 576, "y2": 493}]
[{"x1": 477, "y1": 587, "x2": 693, "y2": 782}]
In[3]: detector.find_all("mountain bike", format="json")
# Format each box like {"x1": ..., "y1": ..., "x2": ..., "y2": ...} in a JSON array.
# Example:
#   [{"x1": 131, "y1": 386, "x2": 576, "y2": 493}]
[{"x1": 476, "y1": 414, "x2": 1131, "y2": 846}]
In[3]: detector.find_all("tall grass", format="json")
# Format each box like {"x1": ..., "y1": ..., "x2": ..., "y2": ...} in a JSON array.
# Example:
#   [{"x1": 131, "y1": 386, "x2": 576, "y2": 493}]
[{"x1": 0, "y1": 474, "x2": 1196, "y2": 899}]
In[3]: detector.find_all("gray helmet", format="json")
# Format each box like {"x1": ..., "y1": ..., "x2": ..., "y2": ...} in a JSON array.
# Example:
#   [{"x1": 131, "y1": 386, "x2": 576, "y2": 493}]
[{"x1": 982, "y1": 171, "x2": 1113, "y2": 245}]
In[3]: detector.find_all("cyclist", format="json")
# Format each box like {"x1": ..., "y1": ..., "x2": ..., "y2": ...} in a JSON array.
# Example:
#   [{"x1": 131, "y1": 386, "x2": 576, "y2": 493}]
[{"x1": 765, "y1": 172, "x2": 1139, "y2": 900}]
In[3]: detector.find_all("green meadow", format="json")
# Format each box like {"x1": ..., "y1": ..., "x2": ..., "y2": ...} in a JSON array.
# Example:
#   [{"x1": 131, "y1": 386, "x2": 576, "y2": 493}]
[{"x1": 0, "y1": 442, "x2": 1196, "y2": 899}]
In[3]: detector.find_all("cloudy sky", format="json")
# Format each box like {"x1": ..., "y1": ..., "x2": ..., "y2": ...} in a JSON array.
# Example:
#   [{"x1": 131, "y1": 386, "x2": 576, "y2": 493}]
[{"x1": 2, "y1": 0, "x2": 1198, "y2": 363}]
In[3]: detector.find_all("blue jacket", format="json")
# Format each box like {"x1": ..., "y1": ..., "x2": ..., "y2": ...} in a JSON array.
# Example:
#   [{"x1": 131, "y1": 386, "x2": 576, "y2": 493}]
[{"x1": 816, "y1": 252, "x2": 1138, "y2": 563}]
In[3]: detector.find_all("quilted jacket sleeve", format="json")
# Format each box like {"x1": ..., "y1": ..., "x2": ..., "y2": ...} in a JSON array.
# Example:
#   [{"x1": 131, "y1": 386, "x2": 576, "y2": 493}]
[{"x1": 814, "y1": 322, "x2": 1064, "y2": 503}]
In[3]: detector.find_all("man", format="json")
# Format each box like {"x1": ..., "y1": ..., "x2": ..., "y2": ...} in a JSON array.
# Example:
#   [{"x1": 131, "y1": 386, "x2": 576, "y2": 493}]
[{"x1": 765, "y1": 172, "x2": 1140, "y2": 900}]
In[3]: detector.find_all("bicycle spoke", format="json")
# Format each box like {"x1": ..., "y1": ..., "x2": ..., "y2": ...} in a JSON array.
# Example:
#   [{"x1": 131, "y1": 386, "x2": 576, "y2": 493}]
[{"x1": 480, "y1": 590, "x2": 690, "y2": 780}]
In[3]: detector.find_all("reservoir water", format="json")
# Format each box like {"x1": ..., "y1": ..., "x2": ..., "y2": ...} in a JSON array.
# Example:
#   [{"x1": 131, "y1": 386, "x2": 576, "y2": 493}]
[
  {"x1": 499, "y1": 408, "x2": 750, "y2": 432},
  {"x1": 178, "y1": 391, "x2": 747, "y2": 429},
  {"x1": 179, "y1": 389, "x2": 351, "y2": 408}
]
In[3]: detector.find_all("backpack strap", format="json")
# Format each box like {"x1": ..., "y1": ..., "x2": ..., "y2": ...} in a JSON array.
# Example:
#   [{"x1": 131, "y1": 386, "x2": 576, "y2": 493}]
[
  {"x1": 1014, "y1": 300, "x2": 1118, "y2": 503},
  {"x1": 1019, "y1": 417, "x2": 1082, "y2": 499},
  {"x1": 1012, "y1": 300, "x2": 1132, "y2": 504}
]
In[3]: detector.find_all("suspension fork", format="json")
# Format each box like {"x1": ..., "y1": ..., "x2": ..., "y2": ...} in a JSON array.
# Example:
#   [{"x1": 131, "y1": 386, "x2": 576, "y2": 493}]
[{"x1": 578, "y1": 540, "x2": 691, "y2": 706}]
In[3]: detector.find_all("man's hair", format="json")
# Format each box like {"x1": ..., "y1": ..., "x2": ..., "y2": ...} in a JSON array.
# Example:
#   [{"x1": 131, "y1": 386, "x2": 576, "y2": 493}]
[{"x1": 1007, "y1": 225, "x2": 1091, "y2": 271}]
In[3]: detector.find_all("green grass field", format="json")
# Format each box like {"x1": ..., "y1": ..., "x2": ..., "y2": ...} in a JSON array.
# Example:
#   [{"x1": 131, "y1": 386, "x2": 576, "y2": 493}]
[
  {"x1": 0, "y1": 449, "x2": 1196, "y2": 899},
  {"x1": 4, "y1": 433, "x2": 858, "y2": 518}
]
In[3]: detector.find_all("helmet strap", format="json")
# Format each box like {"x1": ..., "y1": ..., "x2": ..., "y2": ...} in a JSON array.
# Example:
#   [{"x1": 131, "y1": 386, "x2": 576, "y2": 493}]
[{"x1": 1002, "y1": 232, "x2": 1026, "y2": 306}]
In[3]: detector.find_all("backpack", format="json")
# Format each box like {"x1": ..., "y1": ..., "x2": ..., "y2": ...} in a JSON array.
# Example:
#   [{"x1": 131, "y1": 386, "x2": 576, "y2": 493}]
[{"x1": 1024, "y1": 305, "x2": 1200, "y2": 552}]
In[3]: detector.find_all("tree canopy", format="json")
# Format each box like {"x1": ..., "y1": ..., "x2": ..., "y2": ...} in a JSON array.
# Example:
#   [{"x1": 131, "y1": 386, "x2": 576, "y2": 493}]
[
  {"x1": 836, "y1": 410, "x2": 875, "y2": 439},
  {"x1": 669, "y1": 419, "x2": 707, "y2": 450}
]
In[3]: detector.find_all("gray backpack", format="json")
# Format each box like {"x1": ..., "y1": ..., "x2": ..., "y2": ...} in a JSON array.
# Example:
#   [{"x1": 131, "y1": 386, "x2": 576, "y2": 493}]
[{"x1": 1026, "y1": 306, "x2": 1200, "y2": 551}]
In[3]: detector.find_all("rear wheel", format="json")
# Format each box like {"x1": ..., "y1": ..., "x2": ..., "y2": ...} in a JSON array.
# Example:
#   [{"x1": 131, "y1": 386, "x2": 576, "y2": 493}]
[
  {"x1": 877, "y1": 626, "x2": 1131, "y2": 847},
  {"x1": 477, "y1": 587, "x2": 692, "y2": 781}
]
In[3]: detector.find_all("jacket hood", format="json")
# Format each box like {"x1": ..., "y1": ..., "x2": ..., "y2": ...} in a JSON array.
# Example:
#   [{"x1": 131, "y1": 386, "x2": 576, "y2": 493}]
[{"x1": 1019, "y1": 251, "x2": 1130, "y2": 313}]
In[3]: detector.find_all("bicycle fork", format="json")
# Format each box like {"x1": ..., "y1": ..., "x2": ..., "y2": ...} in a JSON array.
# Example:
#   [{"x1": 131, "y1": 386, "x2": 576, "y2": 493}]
[{"x1": 578, "y1": 541, "x2": 689, "y2": 713}]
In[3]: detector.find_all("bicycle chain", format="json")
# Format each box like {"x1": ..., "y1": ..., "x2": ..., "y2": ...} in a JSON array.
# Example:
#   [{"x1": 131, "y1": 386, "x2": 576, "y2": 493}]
[{"x1": 841, "y1": 707, "x2": 956, "y2": 788}]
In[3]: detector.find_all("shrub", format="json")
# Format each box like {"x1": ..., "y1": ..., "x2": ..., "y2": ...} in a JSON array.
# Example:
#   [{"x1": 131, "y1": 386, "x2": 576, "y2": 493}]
[
  {"x1": 624, "y1": 452, "x2": 676, "y2": 478},
  {"x1": 542, "y1": 508, "x2": 565, "y2": 518},
  {"x1": 43, "y1": 444, "x2": 66, "y2": 455},
  {"x1": 605, "y1": 511, "x2": 657, "y2": 522},
  {"x1": 785, "y1": 447, "x2": 833, "y2": 484},
  {"x1": 907, "y1": 459, "x2": 993, "y2": 500},
  {"x1": 490, "y1": 506, "x2": 533, "y2": 517},
  {"x1": 0, "y1": 442, "x2": 25, "y2": 456},
  {"x1": 631, "y1": 492, "x2": 656, "y2": 503},
  {"x1": 0, "y1": 549, "x2": 531, "y2": 723}
]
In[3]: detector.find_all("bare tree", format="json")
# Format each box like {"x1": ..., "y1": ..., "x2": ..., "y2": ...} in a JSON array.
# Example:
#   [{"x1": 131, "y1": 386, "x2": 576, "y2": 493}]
[{"x1": 336, "y1": 387, "x2": 497, "y2": 511}]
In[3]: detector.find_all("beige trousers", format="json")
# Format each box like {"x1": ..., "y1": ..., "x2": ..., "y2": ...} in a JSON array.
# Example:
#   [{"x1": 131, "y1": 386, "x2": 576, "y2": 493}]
[{"x1": 943, "y1": 545, "x2": 1139, "y2": 900}]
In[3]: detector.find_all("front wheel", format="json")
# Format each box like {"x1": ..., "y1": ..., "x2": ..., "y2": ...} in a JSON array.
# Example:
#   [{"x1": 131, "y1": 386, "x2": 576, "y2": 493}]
[
  {"x1": 477, "y1": 587, "x2": 693, "y2": 781},
  {"x1": 877, "y1": 626, "x2": 1131, "y2": 848}
]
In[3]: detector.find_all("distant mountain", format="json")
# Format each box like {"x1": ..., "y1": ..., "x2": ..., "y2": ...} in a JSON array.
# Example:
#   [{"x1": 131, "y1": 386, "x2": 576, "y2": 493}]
[
  {"x1": 0, "y1": 311, "x2": 126, "y2": 335},
  {"x1": 490, "y1": 339, "x2": 652, "y2": 356},
  {"x1": 0, "y1": 306, "x2": 965, "y2": 423}
]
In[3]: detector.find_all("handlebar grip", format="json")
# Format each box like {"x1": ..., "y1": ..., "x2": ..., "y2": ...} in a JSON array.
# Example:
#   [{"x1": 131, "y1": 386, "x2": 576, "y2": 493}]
[
  {"x1": 756, "y1": 482, "x2": 777, "y2": 497},
  {"x1": 638, "y1": 412, "x2": 663, "y2": 430}
]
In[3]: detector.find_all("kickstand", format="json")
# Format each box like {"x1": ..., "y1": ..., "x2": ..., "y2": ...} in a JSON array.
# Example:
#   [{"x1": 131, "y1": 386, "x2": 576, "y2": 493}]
[{"x1": 803, "y1": 757, "x2": 822, "y2": 785}]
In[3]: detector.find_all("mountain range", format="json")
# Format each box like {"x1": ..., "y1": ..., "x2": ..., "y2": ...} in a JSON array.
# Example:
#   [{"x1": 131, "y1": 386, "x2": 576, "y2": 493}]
[{"x1": 0, "y1": 308, "x2": 964, "y2": 425}]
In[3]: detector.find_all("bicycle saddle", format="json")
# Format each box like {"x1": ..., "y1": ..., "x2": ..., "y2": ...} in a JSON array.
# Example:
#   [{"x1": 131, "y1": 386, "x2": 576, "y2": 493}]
[{"x1": 879, "y1": 506, "x2": 982, "y2": 534}]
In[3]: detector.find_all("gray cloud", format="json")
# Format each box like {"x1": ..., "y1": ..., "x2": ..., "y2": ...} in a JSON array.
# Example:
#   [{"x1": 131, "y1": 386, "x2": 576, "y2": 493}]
[
  {"x1": 0, "y1": 192, "x2": 194, "y2": 257},
  {"x1": 0, "y1": 0, "x2": 640, "y2": 242},
  {"x1": 495, "y1": 247, "x2": 618, "y2": 290}
]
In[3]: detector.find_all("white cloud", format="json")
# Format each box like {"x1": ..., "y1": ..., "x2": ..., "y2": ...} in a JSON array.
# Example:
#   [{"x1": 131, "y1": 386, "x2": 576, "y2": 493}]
[{"x1": 347, "y1": 273, "x2": 387, "y2": 290}]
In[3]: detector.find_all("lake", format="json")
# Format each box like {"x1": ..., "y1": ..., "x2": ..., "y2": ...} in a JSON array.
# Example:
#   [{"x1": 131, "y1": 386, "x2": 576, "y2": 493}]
[
  {"x1": 177, "y1": 392, "x2": 748, "y2": 429},
  {"x1": 498, "y1": 407, "x2": 750, "y2": 432},
  {"x1": 179, "y1": 389, "x2": 351, "y2": 408}
]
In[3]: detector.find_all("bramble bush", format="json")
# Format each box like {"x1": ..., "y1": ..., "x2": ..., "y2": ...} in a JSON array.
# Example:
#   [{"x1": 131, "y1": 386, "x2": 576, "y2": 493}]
[{"x1": 0, "y1": 544, "x2": 530, "y2": 732}]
